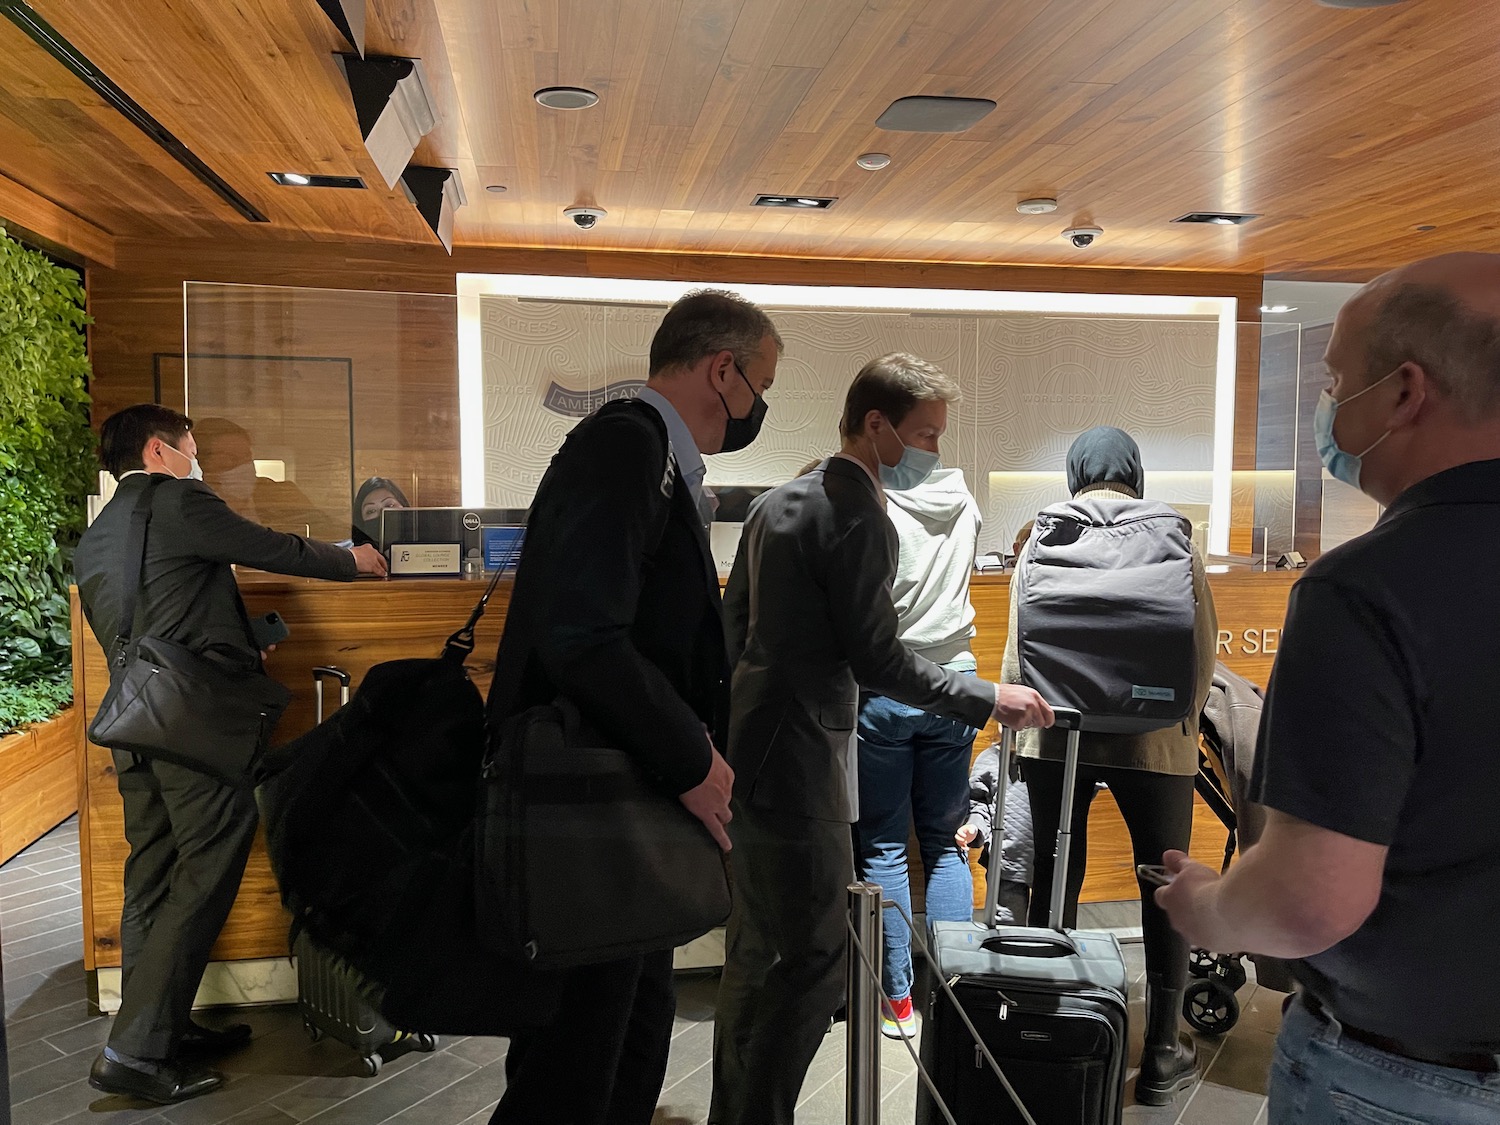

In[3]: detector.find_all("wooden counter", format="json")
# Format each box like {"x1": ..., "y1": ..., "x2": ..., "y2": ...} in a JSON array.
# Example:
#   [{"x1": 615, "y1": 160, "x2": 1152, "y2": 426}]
[{"x1": 72, "y1": 568, "x2": 1299, "y2": 977}]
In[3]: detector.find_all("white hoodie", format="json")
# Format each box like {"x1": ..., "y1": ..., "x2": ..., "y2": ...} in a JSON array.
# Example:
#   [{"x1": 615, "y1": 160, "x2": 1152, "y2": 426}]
[{"x1": 885, "y1": 466, "x2": 981, "y2": 666}]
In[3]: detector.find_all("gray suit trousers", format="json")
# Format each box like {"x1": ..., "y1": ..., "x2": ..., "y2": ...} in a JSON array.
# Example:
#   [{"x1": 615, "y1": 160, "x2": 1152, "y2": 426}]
[
  {"x1": 710, "y1": 801, "x2": 853, "y2": 1125},
  {"x1": 109, "y1": 751, "x2": 259, "y2": 1060}
]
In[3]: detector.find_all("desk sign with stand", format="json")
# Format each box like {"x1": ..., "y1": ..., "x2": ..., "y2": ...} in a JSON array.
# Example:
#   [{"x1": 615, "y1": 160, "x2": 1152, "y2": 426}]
[{"x1": 388, "y1": 542, "x2": 463, "y2": 576}]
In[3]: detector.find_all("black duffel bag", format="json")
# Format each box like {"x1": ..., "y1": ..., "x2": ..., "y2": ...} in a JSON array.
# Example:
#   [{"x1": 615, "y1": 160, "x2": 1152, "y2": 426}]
[
  {"x1": 88, "y1": 476, "x2": 290, "y2": 785},
  {"x1": 477, "y1": 693, "x2": 731, "y2": 969},
  {"x1": 258, "y1": 581, "x2": 560, "y2": 1035}
]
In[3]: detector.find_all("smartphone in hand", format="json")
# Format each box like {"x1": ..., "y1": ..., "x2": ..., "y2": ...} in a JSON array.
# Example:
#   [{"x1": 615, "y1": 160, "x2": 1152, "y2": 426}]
[
  {"x1": 250, "y1": 610, "x2": 290, "y2": 651},
  {"x1": 1136, "y1": 863, "x2": 1175, "y2": 888}
]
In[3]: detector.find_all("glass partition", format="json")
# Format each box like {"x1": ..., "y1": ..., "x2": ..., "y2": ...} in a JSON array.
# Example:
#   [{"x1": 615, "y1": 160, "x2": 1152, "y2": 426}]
[
  {"x1": 180, "y1": 279, "x2": 1347, "y2": 564},
  {"x1": 182, "y1": 281, "x2": 460, "y2": 543}
]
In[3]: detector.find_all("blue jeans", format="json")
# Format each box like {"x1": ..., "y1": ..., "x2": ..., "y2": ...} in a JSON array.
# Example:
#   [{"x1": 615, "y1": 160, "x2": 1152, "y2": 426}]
[
  {"x1": 1270, "y1": 997, "x2": 1500, "y2": 1125},
  {"x1": 852, "y1": 674, "x2": 979, "y2": 1002}
]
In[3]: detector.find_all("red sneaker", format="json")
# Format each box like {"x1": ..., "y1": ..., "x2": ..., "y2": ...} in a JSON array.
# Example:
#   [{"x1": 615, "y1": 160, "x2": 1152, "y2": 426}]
[{"x1": 881, "y1": 996, "x2": 917, "y2": 1040}]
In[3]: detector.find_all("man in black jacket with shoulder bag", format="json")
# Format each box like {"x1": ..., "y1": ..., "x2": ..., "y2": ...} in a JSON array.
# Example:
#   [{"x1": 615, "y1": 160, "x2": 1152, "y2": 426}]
[
  {"x1": 74, "y1": 405, "x2": 387, "y2": 1104},
  {"x1": 484, "y1": 290, "x2": 781, "y2": 1125}
]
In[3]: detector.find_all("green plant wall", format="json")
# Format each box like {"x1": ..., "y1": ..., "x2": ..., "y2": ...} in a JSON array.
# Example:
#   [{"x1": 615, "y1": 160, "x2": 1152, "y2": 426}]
[{"x1": 0, "y1": 229, "x2": 94, "y2": 735}]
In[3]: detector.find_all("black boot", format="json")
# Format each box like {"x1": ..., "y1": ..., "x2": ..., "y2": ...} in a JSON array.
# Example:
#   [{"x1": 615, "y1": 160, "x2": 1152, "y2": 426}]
[{"x1": 1136, "y1": 973, "x2": 1197, "y2": 1105}]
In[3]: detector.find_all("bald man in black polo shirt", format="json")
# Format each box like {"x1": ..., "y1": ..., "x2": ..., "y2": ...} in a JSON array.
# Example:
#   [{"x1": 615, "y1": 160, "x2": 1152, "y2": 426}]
[{"x1": 1158, "y1": 252, "x2": 1500, "y2": 1124}]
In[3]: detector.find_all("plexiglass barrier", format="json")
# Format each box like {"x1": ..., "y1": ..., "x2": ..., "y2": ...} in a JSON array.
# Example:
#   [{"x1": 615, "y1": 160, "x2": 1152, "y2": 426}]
[{"x1": 180, "y1": 280, "x2": 1366, "y2": 561}]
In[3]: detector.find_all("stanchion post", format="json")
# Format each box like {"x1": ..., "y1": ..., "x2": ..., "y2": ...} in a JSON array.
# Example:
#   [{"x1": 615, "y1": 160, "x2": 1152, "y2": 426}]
[{"x1": 846, "y1": 882, "x2": 883, "y2": 1125}]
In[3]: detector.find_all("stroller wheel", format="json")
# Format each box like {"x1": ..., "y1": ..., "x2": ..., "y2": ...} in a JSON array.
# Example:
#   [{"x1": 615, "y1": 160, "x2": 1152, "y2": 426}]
[
  {"x1": 1188, "y1": 948, "x2": 1218, "y2": 979},
  {"x1": 1184, "y1": 979, "x2": 1240, "y2": 1036}
]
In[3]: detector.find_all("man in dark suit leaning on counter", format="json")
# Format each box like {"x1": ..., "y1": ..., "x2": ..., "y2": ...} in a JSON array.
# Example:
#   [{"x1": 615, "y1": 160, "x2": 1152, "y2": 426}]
[
  {"x1": 710, "y1": 354, "x2": 1055, "y2": 1125},
  {"x1": 74, "y1": 405, "x2": 387, "y2": 1105},
  {"x1": 484, "y1": 290, "x2": 782, "y2": 1125}
]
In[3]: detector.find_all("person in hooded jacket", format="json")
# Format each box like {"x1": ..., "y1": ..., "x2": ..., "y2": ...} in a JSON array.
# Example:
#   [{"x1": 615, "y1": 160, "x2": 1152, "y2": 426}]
[
  {"x1": 852, "y1": 448, "x2": 987, "y2": 1040},
  {"x1": 1003, "y1": 425, "x2": 1218, "y2": 1106}
]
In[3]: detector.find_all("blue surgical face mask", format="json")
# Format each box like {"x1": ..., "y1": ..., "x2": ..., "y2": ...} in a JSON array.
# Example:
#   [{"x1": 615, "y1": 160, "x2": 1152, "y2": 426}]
[
  {"x1": 874, "y1": 418, "x2": 941, "y2": 490},
  {"x1": 1313, "y1": 368, "x2": 1398, "y2": 491}
]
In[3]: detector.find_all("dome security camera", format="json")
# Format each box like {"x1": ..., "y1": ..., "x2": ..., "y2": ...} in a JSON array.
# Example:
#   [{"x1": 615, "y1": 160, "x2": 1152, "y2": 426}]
[
  {"x1": 1062, "y1": 226, "x2": 1103, "y2": 248},
  {"x1": 564, "y1": 206, "x2": 607, "y2": 229}
]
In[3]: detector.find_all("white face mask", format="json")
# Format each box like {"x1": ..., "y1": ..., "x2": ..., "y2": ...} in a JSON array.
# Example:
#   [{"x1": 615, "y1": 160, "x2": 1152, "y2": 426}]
[{"x1": 163, "y1": 441, "x2": 203, "y2": 481}]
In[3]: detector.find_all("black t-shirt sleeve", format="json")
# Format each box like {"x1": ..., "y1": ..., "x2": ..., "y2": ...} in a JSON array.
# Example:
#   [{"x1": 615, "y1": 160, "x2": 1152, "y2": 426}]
[{"x1": 1250, "y1": 576, "x2": 1418, "y2": 846}]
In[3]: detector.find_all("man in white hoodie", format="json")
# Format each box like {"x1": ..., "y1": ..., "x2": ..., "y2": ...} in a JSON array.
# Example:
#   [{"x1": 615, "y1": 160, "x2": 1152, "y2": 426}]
[{"x1": 852, "y1": 414, "x2": 986, "y2": 1040}]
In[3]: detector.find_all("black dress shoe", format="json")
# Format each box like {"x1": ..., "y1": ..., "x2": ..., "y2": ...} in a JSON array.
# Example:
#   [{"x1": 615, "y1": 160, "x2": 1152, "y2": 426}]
[
  {"x1": 180, "y1": 1021, "x2": 253, "y2": 1053},
  {"x1": 88, "y1": 1049, "x2": 224, "y2": 1104}
]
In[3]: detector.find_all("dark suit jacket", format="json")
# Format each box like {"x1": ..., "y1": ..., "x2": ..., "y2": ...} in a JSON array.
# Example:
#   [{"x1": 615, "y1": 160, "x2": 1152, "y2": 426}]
[
  {"x1": 723, "y1": 456, "x2": 995, "y2": 822},
  {"x1": 486, "y1": 399, "x2": 726, "y2": 795},
  {"x1": 74, "y1": 474, "x2": 357, "y2": 669}
]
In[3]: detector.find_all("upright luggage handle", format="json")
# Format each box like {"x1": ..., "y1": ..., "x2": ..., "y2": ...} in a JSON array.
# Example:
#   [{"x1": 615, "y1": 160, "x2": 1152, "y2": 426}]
[
  {"x1": 980, "y1": 706, "x2": 1083, "y2": 935},
  {"x1": 313, "y1": 666, "x2": 352, "y2": 724},
  {"x1": 980, "y1": 727, "x2": 1017, "y2": 927}
]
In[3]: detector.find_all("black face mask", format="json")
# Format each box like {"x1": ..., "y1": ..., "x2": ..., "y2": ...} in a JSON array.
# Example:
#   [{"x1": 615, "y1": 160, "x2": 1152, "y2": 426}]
[{"x1": 717, "y1": 361, "x2": 768, "y2": 453}]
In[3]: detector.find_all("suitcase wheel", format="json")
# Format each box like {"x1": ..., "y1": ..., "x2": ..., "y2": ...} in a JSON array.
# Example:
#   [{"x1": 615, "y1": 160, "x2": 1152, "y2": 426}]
[
  {"x1": 1184, "y1": 978, "x2": 1240, "y2": 1036},
  {"x1": 303, "y1": 1017, "x2": 323, "y2": 1044},
  {"x1": 362, "y1": 1053, "x2": 383, "y2": 1077},
  {"x1": 416, "y1": 1033, "x2": 438, "y2": 1052}
]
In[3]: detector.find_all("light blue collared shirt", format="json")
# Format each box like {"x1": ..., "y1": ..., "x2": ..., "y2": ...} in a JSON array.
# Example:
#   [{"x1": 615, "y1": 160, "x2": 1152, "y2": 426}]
[{"x1": 636, "y1": 386, "x2": 706, "y2": 505}]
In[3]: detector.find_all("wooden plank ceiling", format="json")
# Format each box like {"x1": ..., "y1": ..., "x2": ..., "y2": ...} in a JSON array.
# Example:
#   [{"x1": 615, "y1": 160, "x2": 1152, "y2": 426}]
[{"x1": 2, "y1": 0, "x2": 1497, "y2": 272}]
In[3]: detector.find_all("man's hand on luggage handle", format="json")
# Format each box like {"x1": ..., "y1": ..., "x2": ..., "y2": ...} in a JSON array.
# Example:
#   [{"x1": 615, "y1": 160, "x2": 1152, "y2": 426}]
[
  {"x1": 351, "y1": 544, "x2": 389, "y2": 577},
  {"x1": 993, "y1": 684, "x2": 1054, "y2": 729},
  {"x1": 680, "y1": 743, "x2": 734, "y2": 852}
]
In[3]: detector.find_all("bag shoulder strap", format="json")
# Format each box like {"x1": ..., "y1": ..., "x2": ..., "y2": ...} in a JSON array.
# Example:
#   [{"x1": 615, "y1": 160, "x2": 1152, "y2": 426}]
[
  {"x1": 111, "y1": 476, "x2": 171, "y2": 657},
  {"x1": 447, "y1": 396, "x2": 682, "y2": 662}
]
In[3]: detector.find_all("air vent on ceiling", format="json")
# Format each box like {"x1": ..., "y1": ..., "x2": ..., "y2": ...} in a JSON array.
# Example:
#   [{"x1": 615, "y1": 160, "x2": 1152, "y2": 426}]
[
  {"x1": 876, "y1": 96, "x2": 996, "y2": 133},
  {"x1": 400, "y1": 166, "x2": 466, "y2": 253},
  {"x1": 336, "y1": 54, "x2": 439, "y2": 190},
  {"x1": 752, "y1": 194, "x2": 837, "y2": 209},
  {"x1": 315, "y1": 0, "x2": 365, "y2": 55},
  {"x1": 1173, "y1": 211, "x2": 1260, "y2": 226},
  {"x1": 268, "y1": 172, "x2": 366, "y2": 189}
]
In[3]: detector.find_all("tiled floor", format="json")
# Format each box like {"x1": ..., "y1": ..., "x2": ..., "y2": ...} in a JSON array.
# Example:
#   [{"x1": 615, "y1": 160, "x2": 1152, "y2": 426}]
[{"x1": 4, "y1": 820, "x2": 1279, "y2": 1124}]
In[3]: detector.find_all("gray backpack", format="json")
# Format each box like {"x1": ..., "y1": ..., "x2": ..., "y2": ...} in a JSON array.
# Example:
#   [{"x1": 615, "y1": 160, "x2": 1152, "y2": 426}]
[{"x1": 1015, "y1": 496, "x2": 1197, "y2": 734}]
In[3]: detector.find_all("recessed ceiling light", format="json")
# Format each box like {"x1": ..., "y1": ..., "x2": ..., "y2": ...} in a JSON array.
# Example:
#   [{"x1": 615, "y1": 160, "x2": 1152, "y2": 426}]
[
  {"x1": 1017, "y1": 198, "x2": 1058, "y2": 215},
  {"x1": 486, "y1": 184, "x2": 508, "y2": 193},
  {"x1": 1172, "y1": 211, "x2": 1260, "y2": 226},
  {"x1": 268, "y1": 171, "x2": 364, "y2": 189},
  {"x1": 855, "y1": 152, "x2": 892, "y2": 171},
  {"x1": 752, "y1": 194, "x2": 837, "y2": 209},
  {"x1": 1260, "y1": 305, "x2": 1298, "y2": 313},
  {"x1": 535, "y1": 86, "x2": 599, "y2": 110}
]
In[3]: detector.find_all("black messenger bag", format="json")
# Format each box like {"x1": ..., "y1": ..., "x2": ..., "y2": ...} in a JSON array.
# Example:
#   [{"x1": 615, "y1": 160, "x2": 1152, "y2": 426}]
[
  {"x1": 87, "y1": 477, "x2": 291, "y2": 784},
  {"x1": 477, "y1": 694, "x2": 732, "y2": 969}
]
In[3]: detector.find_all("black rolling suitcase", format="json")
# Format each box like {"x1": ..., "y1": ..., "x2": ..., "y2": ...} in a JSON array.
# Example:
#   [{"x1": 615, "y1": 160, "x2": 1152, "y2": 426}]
[
  {"x1": 292, "y1": 667, "x2": 438, "y2": 1076},
  {"x1": 917, "y1": 708, "x2": 1129, "y2": 1125}
]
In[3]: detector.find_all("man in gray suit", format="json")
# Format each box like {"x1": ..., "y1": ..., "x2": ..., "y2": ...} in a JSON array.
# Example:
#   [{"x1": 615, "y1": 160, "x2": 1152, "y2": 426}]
[
  {"x1": 74, "y1": 405, "x2": 387, "y2": 1104},
  {"x1": 710, "y1": 354, "x2": 1054, "y2": 1125}
]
